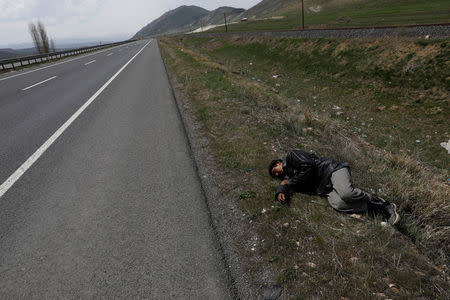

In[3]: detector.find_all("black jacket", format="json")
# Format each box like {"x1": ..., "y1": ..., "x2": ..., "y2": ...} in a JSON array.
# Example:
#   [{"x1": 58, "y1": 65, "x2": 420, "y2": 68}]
[{"x1": 275, "y1": 150, "x2": 348, "y2": 201}]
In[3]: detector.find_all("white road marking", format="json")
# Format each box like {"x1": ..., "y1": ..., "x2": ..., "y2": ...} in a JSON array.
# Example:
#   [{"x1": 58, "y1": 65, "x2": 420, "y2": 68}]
[
  {"x1": 107, "y1": 53, "x2": 113, "y2": 56},
  {"x1": 84, "y1": 60, "x2": 96, "y2": 65},
  {"x1": 0, "y1": 42, "x2": 139, "y2": 82},
  {"x1": 22, "y1": 76, "x2": 57, "y2": 91},
  {"x1": 0, "y1": 40, "x2": 151, "y2": 199}
]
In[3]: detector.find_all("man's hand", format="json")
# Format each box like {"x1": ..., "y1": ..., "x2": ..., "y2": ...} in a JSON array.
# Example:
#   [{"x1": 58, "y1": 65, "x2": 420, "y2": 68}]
[
  {"x1": 281, "y1": 180, "x2": 289, "y2": 186},
  {"x1": 277, "y1": 193, "x2": 286, "y2": 203}
]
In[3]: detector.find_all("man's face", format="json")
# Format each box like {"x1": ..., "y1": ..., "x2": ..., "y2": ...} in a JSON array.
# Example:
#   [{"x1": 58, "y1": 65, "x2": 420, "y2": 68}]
[{"x1": 272, "y1": 161, "x2": 284, "y2": 178}]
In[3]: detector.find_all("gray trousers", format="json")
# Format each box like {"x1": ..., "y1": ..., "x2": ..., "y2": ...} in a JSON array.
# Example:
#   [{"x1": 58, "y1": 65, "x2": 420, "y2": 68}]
[{"x1": 326, "y1": 168, "x2": 372, "y2": 214}]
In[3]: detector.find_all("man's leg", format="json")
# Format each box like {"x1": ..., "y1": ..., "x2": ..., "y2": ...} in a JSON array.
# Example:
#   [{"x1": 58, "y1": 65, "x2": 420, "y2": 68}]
[
  {"x1": 326, "y1": 168, "x2": 371, "y2": 214},
  {"x1": 327, "y1": 168, "x2": 400, "y2": 225}
]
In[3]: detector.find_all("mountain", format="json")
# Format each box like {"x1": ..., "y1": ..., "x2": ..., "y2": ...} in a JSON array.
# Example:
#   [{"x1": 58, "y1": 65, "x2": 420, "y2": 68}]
[
  {"x1": 242, "y1": 0, "x2": 301, "y2": 19},
  {"x1": 194, "y1": 6, "x2": 245, "y2": 27},
  {"x1": 132, "y1": 1, "x2": 318, "y2": 37},
  {"x1": 133, "y1": 5, "x2": 209, "y2": 38},
  {"x1": 52, "y1": 34, "x2": 133, "y2": 48},
  {"x1": 0, "y1": 42, "x2": 34, "y2": 49},
  {"x1": 0, "y1": 48, "x2": 37, "y2": 60}
]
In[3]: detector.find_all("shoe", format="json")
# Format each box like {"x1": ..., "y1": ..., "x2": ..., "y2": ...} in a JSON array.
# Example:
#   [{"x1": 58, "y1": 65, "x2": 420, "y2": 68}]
[
  {"x1": 384, "y1": 203, "x2": 400, "y2": 225},
  {"x1": 367, "y1": 196, "x2": 386, "y2": 217},
  {"x1": 368, "y1": 196, "x2": 400, "y2": 225}
]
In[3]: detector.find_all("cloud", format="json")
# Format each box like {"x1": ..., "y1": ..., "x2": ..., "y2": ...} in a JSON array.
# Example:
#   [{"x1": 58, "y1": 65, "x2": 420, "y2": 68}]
[
  {"x1": 60, "y1": 0, "x2": 103, "y2": 19},
  {"x1": 31, "y1": 0, "x2": 103, "y2": 23},
  {"x1": 0, "y1": 0, "x2": 103, "y2": 22},
  {"x1": 0, "y1": 0, "x2": 34, "y2": 20}
]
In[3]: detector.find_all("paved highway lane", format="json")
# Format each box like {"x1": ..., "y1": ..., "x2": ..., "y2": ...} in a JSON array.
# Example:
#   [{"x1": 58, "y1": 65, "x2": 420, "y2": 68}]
[
  {"x1": 0, "y1": 42, "x2": 142, "y2": 184},
  {"x1": 0, "y1": 41, "x2": 233, "y2": 298}
]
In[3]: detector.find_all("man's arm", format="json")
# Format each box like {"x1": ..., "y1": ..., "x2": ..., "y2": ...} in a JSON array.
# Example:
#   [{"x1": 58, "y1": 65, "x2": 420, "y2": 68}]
[
  {"x1": 275, "y1": 183, "x2": 292, "y2": 204},
  {"x1": 288, "y1": 165, "x2": 313, "y2": 186},
  {"x1": 275, "y1": 150, "x2": 315, "y2": 203},
  {"x1": 286, "y1": 151, "x2": 315, "y2": 186}
]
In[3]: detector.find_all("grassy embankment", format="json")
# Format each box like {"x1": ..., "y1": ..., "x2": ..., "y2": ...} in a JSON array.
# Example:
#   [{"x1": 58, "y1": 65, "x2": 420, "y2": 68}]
[
  {"x1": 209, "y1": 0, "x2": 450, "y2": 32},
  {"x1": 159, "y1": 36, "x2": 449, "y2": 298}
]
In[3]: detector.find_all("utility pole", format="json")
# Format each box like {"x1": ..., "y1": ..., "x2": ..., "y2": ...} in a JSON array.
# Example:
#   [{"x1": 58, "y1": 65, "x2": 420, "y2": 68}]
[
  {"x1": 224, "y1": 13, "x2": 228, "y2": 33},
  {"x1": 201, "y1": 19, "x2": 204, "y2": 32},
  {"x1": 301, "y1": 0, "x2": 305, "y2": 30}
]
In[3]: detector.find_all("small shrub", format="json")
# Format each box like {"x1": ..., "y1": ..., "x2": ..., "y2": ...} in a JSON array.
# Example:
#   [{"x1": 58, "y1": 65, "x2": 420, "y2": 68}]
[{"x1": 239, "y1": 190, "x2": 257, "y2": 200}]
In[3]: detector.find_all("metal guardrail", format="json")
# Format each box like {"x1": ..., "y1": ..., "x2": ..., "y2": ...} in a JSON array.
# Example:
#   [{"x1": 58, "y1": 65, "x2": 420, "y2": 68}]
[{"x1": 0, "y1": 40, "x2": 135, "y2": 71}]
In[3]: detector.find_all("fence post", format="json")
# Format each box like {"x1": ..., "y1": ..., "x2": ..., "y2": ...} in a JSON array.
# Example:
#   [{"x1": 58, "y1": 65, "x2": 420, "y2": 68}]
[
  {"x1": 224, "y1": 13, "x2": 228, "y2": 33},
  {"x1": 301, "y1": 0, "x2": 305, "y2": 30}
]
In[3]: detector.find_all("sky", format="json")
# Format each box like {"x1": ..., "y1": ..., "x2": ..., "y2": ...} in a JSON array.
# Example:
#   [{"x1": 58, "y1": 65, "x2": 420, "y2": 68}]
[{"x1": 0, "y1": 0, "x2": 261, "y2": 48}]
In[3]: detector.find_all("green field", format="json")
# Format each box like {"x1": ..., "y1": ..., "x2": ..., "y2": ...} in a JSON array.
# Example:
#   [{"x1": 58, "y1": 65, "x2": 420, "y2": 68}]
[
  {"x1": 210, "y1": 0, "x2": 450, "y2": 32},
  {"x1": 159, "y1": 35, "x2": 449, "y2": 298}
]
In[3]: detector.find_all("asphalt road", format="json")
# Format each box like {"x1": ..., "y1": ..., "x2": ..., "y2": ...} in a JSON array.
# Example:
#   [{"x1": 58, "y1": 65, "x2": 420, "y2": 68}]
[{"x1": 0, "y1": 40, "x2": 233, "y2": 298}]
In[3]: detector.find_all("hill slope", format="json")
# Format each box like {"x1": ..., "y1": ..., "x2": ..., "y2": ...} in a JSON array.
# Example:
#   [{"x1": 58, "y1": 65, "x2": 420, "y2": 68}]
[
  {"x1": 159, "y1": 34, "x2": 450, "y2": 299},
  {"x1": 195, "y1": 6, "x2": 245, "y2": 26},
  {"x1": 209, "y1": 0, "x2": 449, "y2": 32},
  {"x1": 0, "y1": 48, "x2": 37, "y2": 60},
  {"x1": 243, "y1": 0, "x2": 299, "y2": 19},
  {"x1": 133, "y1": 5, "x2": 209, "y2": 38}
]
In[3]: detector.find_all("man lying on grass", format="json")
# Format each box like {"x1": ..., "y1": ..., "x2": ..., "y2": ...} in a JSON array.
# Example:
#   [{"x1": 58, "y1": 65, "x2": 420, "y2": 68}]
[{"x1": 269, "y1": 149, "x2": 400, "y2": 225}]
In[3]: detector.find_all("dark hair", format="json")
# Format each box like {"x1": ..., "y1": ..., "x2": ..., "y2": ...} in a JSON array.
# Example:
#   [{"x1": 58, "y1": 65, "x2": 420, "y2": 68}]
[{"x1": 268, "y1": 159, "x2": 282, "y2": 178}]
